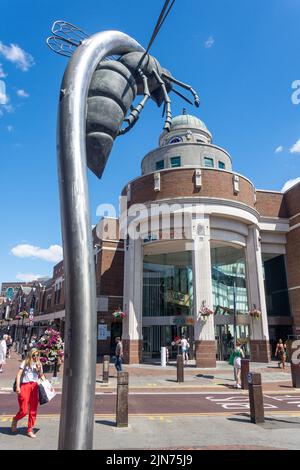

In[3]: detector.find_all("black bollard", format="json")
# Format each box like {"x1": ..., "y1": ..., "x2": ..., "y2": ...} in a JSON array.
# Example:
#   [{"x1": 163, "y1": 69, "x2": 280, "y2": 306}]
[
  {"x1": 248, "y1": 372, "x2": 264, "y2": 424},
  {"x1": 103, "y1": 355, "x2": 110, "y2": 384},
  {"x1": 241, "y1": 358, "x2": 250, "y2": 390},
  {"x1": 177, "y1": 354, "x2": 184, "y2": 383},
  {"x1": 291, "y1": 342, "x2": 300, "y2": 388},
  {"x1": 53, "y1": 357, "x2": 58, "y2": 378},
  {"x1": 116, "y1": 372, "x2": 129, "y2": 427}
]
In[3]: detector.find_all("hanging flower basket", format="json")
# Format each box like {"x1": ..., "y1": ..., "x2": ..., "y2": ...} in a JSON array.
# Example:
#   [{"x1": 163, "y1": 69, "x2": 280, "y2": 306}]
[
  {"x1": 36, "y1": 328, "x2": 64, "y2": 366},
  {"x1": 199, "y1": 306, "x2": 214, "y2": 317},
  {"x1": 171, "y1": 335, "x2": 181, "y2": 346},
  {"x1": 249, "y1": 308, "x2": 261, "y2": 319},
  {"x1": 19, "y1": 311, "x2": 29, "y2": 318},
  {"x1": 112, "y1": 309, "x2": 126, "y2": 321}
]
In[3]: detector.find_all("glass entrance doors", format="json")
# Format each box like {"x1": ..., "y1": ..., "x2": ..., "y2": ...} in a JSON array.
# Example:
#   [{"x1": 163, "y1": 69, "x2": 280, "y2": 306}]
[
  {"x1": 142, "y1": 324, "x2": 194, "y2": 360},
  {"x1": 215, "y1": 324, "x2": 250, "y2": 360}
]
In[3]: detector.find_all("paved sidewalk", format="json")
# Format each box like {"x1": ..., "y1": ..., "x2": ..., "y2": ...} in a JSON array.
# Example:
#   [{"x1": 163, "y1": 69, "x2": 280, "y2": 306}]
[
  {"x1": 1, "y1": 414, "x2": 300, "y2": 450},
  {"x1": 1, "y1": 352, "x2": 299, "y2": 451},
  {"x1": 0, "y1": 352, "x2": 295, "y2": 393}
]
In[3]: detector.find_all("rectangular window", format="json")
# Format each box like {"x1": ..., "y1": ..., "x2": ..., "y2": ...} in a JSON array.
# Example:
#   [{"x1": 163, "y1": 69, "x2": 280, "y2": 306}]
[
  {"x1": 218, "y1": 161, "x2": 225, "y2": 169},
  {"x1": 170, "y1": 156, "x2": 181, "y2": 168},
  {"x1": 262, "y1": 254, "x2": 291, "y2": 316},
  {"x1": 204, "y1": 157, "x2": 214, "y2": 168},
  {"x1": 155, "y1": 160, "x2": 164, "y2": 170}
]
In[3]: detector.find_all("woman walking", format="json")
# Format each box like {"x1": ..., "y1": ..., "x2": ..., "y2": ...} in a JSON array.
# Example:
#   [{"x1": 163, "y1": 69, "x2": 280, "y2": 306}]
[
  {"x1": 11, "y1": 348, "x2": 45, "y2": 438},
  {"x1": 233, "y1": 340, "x2": 245, "y2": 389},
  {"x1": 275, "y1": 339, "x2": 286, "y2": 370},
  {"x1": 180, "y1": 335, "x2": 190, "y2": 365},
  {"x1": 0, "y1": 334, "x2": 8, "y2": 373}
]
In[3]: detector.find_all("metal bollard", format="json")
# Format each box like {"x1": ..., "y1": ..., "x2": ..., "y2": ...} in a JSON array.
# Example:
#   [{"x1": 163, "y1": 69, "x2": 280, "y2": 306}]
[
  {"x1": 53, "y1": 358, "x2": 58, "y2": 378},
  {"x1": 103, "y1": 355, "x2": 110, "y2": 383},
  {"x1": 177, "y1": 354, "x2": 184, "y2": 383},
  {"x1": 116, "y1": 372, "x2": 129, "y2": 427},
  {"x1": 161, "y1": 347, "x2": 167, "y2": 367},
  {"x1": 248, "y1": 372, "x2": 264, "y2": 424},
  {"x1": 291, "y1": 343, "x2": 300, "y2": 388},
  {"x1": 241, "y1": 358, "x2": 250, "y2": 390}
]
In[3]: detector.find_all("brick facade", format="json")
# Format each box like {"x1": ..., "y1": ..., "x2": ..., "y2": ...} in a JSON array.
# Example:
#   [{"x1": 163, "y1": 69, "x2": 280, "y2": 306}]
[
  {"x1": 124, "y1": 169, "x2": 256, "y2": 209},
  {"x1": 195, "y1": 340, "x2": 216, "y2": 368},
  {"x1": 123, "y1": 339, "x2": 143, "y2": 364},
  {"x1": 285, "y1": 183, "x2": 300, "y2": 335},
  {"x1": 250, "y1": 340, "x2": 271, "y2": 362},
  {"x1": 256, "y1": 191, "x2": 287, "y2": 217}
]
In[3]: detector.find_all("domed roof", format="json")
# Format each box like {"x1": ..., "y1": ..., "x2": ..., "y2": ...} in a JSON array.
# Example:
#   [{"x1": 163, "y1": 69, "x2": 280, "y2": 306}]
[{"x1": 170, "y1": 113, "x2": 208, "y2": 131}]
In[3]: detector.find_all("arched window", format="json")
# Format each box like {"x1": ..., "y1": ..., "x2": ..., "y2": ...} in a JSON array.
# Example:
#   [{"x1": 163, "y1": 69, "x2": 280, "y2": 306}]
[{"x1": 168, "y1": 136, "x2": 183, "y2": 144}]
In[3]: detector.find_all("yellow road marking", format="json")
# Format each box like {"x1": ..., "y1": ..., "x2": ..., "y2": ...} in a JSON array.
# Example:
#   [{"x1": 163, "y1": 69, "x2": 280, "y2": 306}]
[{"x1": 1, "y1": 410, "x2": 300, "y2": 420}]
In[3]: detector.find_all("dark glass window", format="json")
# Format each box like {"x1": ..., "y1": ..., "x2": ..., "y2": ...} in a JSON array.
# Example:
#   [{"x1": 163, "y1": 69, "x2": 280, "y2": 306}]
[
  {"x1": 143, "y1": 251, "x2": 193, "y2": 318},
  {"x1": 170, "y1": 156, "x2": 181, "y2": 168},
  {"x1": 218, "y1": 161, "x2": 225, "y2": 169},
  {"x1": 155, "y1": 160, "x2": 164, "y2": 170},
  {"x1": 169, "y1": 136, "x2": 183, "y2": 144},
  {"x1": 263, "y1": 254, "x2": 291, "y2": 316},
  {"x1": 204, "y1": 157, "x2": 214, "y2": 167}
]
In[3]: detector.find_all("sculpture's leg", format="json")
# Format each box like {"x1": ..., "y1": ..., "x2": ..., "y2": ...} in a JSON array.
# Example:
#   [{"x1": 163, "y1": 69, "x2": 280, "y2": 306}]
[
  {"x1": 162, "y1": 72, "x2": 200, "y2": 107},
  {"x1": 118, "y1": 69, "x2": 150, "y2": 135},
  {"x1": 152, "y1": 69, "x2": 172, "y2": 131}
]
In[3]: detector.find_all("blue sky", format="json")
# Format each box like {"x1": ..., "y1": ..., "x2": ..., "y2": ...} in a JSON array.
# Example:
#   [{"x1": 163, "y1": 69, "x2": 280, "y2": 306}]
[{"x1": 0, "y1": 0, "x2": 300, "y2": 287}]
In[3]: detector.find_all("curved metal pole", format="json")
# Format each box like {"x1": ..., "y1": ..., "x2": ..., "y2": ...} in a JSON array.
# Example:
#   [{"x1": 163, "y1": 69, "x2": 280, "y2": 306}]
[{"x1": 57, "y1": 31, "x2": 144, "y2": 450}]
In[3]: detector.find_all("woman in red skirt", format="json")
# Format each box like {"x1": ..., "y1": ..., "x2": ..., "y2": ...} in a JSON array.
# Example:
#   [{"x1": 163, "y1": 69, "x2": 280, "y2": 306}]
[{"x1": 11, "y1": 348, "x2": 45, "y2": 438}]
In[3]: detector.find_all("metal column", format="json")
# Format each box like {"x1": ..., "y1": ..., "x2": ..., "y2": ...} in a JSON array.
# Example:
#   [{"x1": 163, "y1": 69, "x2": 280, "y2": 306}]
[{"x1": 57, "y1": 31, "x2": 144, "y2": 449}]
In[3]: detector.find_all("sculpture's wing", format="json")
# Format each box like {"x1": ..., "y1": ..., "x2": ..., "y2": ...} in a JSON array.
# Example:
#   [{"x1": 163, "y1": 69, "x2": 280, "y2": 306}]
[
  {"x1": 47, "y1": 20, "x2": 120, "y2": 61},
  {"x1": 51, "y1": 20, "x2": 89, "y2": 45}
]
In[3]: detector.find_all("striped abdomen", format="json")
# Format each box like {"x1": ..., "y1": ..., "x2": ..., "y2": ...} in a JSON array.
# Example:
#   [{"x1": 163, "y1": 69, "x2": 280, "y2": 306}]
[{"x1": 86, "y1": 60, "x2": 137, "y2": 178}]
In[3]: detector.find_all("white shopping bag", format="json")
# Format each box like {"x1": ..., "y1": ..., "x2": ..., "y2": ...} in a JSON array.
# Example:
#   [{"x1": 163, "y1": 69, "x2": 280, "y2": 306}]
[{"x1": 38, "y1": 379, "x2": 56, "y2": 405}]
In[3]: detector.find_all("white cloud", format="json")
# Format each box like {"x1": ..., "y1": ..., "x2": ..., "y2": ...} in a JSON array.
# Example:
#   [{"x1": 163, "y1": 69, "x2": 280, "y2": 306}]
[
  {"x1": 275, "y1": 145, "x2": 283, "y2": 154},
  {"x1": 281, "y1": 177, "x2": 300, "y2": 192},
  {"x1": 0, "y1": 79, "x2": 8, "y2": 105},
  {"x1": 205, "y1": 36, "x2": 215, "y2": 48},
  {"x1": 17, "y1": 89, "x2": 29, "y2": 98},
  {"x1": 290, "y1": 139, "x2": 300, "y2": 154},
  {"x1": 0, "y1": 41, "x2": 34, "y2": 71},
  {"x1": 0, "y1": 63, "x2": 6, "y2": 78},
  {"x1": 11, "y1": 244, "x2": 63, "y2": 263},
  {"x1": 16, "y1": 273, "x2": 46, "y2": 282}
]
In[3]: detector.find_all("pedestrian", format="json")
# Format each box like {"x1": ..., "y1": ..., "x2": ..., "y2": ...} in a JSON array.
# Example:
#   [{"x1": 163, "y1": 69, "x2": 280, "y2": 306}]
[
  {"x1": 114, "y1": 337, "x2": 123, "y2": 372},
  {"x1": 180, "y1": 335, "x2": 189, "y2": 365},
  {"x1": 6, "y1": 335, "x2": 13, "y2": 359},
  {"x1": 275, "y1": 339, "x2": 286, "y2": 370},
  {"x1": 0, "y1": 334, "x2": 8, "y2": 373},
  {"x1": 29, "y1": 334, "x2": 37, "y2": 350},
  {"x1": 11, "y1": 348, "x2": 46, "y2": 438},
  {"x1": 233, "y1": 340, "x2": 245, "y2": 388}
]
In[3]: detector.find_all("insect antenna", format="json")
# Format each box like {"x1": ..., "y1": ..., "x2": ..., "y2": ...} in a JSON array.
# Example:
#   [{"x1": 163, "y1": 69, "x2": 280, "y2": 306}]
[
  {"x1": 172, "y1": 88, "x2": 193, "y2": 105},
  {"x1": 146, "y1": 0, "x2": 176, "y2": 53}
]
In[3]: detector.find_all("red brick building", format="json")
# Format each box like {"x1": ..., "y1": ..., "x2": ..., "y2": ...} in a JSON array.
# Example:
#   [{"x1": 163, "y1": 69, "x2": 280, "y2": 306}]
[{"x1": 2, "y1": 112, "x2": 299, "y2": 366}]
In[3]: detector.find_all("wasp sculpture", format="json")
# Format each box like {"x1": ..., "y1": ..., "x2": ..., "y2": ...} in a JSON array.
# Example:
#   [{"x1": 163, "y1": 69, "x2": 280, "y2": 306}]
[{"x1": 47, "y1": 21, "x2": 200, "y2": 178}]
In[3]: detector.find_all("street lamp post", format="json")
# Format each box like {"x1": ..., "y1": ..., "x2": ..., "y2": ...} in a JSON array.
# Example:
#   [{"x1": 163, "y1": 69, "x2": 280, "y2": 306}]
[
  {"x1": 56, "y1": 31, "x2": 145, "y2": 450},
  {"x1": 233, "y1": 281, "x2": 237, "y2": 349}
]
